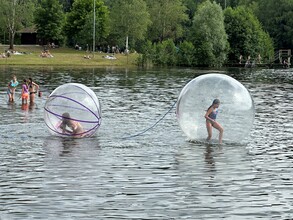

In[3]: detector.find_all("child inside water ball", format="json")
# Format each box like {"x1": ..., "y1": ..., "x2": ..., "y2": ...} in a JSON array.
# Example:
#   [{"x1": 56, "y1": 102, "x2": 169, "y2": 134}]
[
  {"x1": 204, "y1": 99, "x2": 224, "y2": 144},
  {"x1": 60, "y1": 112, "x2": 84, "y2": 137}
]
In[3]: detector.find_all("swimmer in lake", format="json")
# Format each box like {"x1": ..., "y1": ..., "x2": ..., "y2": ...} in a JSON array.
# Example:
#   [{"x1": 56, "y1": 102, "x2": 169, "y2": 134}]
[
  {"x1": 59, "y1": 112, "x2": 84, "y2": 137},
  {"x1": 204, "y1": 99, "x2": 224, "y2": 144}
]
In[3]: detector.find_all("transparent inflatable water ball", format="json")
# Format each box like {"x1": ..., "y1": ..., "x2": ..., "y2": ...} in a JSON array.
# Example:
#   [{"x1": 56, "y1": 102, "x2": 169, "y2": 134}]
[
  {"x1": 176, "y1": 73, "x2": 255, "y2": 143},
  {"x1": 44, "y1": 83, "x2": 101, "y2": 138}
]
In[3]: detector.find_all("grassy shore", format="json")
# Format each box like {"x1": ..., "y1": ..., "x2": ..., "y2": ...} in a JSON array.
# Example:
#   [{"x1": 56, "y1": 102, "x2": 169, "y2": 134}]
[{"x1": 0, "y1": 45, "x2": 139, "y2": 67}]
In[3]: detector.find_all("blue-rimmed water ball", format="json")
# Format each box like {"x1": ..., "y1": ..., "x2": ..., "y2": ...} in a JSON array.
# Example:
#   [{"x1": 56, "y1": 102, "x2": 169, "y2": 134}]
[
  {"x1": 176, "y1": 73, "x2": 255, "y2": 143},
  {"x1": 44, "y1": 83, "x2": 101, "y2": 138}
]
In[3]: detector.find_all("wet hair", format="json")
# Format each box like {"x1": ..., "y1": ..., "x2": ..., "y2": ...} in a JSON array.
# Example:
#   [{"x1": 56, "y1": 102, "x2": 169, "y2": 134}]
[
  {"x1": 212, "y1": 99, "x2": 220, "y2": 105},
  {"x1": 62, "y1": 112, "x2": 71, "y2": 123},
  {"x1": 207, "y1": 99, "x2": 220, "y2": 111},
  {"x1": 29, "y1": 77, "x2": 32, "y2": 82}
]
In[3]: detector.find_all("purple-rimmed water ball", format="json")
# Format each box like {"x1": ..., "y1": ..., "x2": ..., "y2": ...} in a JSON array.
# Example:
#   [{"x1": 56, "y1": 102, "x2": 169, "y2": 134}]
[
  {"x1": 44, "y1": 83, "x2": 101, "y2": 138},
  {"x1": 176, "y1": 73, "x2": 255, "y2": 143}
]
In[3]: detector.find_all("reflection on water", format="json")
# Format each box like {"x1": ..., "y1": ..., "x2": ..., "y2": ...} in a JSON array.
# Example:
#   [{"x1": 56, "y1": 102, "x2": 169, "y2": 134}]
[{"x1": 0, "y1": 66, "x2": 292, "y2": 219}]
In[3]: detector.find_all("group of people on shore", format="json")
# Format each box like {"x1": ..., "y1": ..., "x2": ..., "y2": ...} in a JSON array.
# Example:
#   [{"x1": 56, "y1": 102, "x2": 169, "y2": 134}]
[
  {"x1": 1, "y1": 50, "x2": 29, "y2": 58},
  {"x1": 239, "y1": 54, "x2": 262, "y2": 68},
  {"x1": 7, "y1": 75, "x2": 40, "y2": 106}
]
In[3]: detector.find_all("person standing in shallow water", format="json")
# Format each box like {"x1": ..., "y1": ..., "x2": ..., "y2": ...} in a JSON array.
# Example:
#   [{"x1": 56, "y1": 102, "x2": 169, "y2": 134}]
[
  {"x1": 28, "y1": 78, "x2": 39, "y2": 104},
  {"x1": 204, "y1": 99, "x2": 224, "y2": 144},
  {"x1": 7, "y1": 75, "x2": 19, "y2": 102},
  {"x1": 21, "y1": 79, "x2": 29, "y2": 104}
]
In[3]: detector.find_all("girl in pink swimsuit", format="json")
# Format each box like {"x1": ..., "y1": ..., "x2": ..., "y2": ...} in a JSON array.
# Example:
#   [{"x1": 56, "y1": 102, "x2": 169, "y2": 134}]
[{"x1": 21, "y1": 79, "x2": 29, "y2": 104}]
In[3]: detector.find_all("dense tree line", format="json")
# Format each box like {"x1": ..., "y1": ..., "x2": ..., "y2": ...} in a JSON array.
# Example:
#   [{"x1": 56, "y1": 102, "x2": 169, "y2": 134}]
[{"x1": 0, "y1": 0, "x2": 291, "y2": 66}]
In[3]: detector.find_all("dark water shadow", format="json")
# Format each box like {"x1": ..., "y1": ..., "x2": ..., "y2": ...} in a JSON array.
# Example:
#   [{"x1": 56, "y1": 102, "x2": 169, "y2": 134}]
[{"x1": 43, "y1": 136, "x2": 100, "y2": 158}]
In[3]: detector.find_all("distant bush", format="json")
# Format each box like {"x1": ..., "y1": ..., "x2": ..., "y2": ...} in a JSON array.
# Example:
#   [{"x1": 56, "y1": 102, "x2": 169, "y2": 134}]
[
  {"x1": 152, "y1": 39, "x2": 177, "y2": 66},
  {"x1": 177, "y1": 41, "x2": 195, "y2": 66}
]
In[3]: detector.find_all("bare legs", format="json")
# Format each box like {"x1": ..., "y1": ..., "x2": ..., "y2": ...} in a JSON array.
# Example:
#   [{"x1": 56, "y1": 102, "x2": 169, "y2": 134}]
[
  {"x1": 8, "y1": 89, "x2": 15, "y2": 102},
  {"x1": 206, "y1": 120, "x2": 213, "y2": 141},
  {"x1": 206, "y1": 120, "x2": 224, "y2": 144},
  {"x1": 30, "y1": 93, "x2": 35, "y2": 104}
]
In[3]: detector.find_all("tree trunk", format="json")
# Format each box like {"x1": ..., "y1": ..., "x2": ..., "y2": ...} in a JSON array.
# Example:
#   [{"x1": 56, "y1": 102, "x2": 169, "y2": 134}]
[
  {"x1": 9, "y1": 31, "x2": 15, "y2": 50},
  {"x1": 8, "y1": 0, "x2": 17, "y2": 50}
]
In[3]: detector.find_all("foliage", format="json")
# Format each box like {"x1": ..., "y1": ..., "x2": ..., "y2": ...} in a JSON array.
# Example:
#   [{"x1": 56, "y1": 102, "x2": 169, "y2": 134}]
[
  {"x1": 189, "y1": 1, "x2": 229, "y2": 67},
  {"x1": 214, "y1": 0, "x2": 241, "y2": 9},
  {"x1": 0, "y1": 0, "x2": 36, "y2": 49},
  {"x1": 59, "y1": 0, "x2": 74, "y2": 12},
  {"x1": 151, "y1": 39, "x2": 177, "y2": 66},
  {"x1": 255, "y1": 0, "x2": 293, "y2": 49},
  {"x1": 108, "y1": 0, "x2": 151, "y2": 50},
  {"x1": 0, "y1": 0, "x2": 291, "y2": 66},
  {"x1": 146, "y1": 0, "x2": 188, "y2": 42},
  {"x1": 64, "y1": 0, "x2": 109, "y2": 48},
  {"x1": 224, "y1": 6, "x2": 274, "y2": 63},
  {"x1": 136, "y1": 40, "x2": 154, "y2": 67},
  {"x1": 138, "y1": 40, "x2": 196, "y2": 67},
  {"x1": 182, "y1": 0, "x2": 198, "y2": 20},
  {"x1": 177, "y1": 41, "x2": 195, "y2": 66},
  {"x1": 35, "y1": 0, "x2": 65, "y2": 45}
]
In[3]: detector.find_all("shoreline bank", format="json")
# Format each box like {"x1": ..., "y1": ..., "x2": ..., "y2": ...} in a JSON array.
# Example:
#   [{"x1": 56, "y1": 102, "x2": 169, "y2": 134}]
[{"x1": 0, "y1": 45, "x2": 139, "y2": 67}]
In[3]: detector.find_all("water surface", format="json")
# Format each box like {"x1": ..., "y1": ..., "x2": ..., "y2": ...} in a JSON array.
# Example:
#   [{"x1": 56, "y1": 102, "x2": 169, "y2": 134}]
[{"x1": 0, "y1": 66, "x2": 292, "y2": 219}]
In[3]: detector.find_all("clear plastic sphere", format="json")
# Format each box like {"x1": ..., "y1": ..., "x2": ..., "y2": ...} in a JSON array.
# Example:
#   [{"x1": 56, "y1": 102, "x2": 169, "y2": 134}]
[
  {"x1": 176, "y1": 73, "x2": 254, "y2": 143},
  {"x1": 44, "y1": 83, "x2": 101, "y2": 138}
]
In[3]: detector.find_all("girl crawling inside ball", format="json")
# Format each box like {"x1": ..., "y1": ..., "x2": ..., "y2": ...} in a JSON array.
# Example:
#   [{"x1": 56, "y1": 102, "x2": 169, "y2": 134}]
[
  {"x1": 60, "y1": 112, "x2": 84, "y2": 137},
  {"x1": 204, "y1": 99, "x2": 224, "y2": 144}
]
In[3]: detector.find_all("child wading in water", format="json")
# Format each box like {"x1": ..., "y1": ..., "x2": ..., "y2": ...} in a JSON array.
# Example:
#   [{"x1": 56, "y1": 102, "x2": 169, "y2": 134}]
[
  {"x1": 21, "y1": 79, "x2": 29, "y2": 104},
  {"x1": 204, "y1": 99, "x2": 224, "y2": 144},
  {"x1": 59, "y1": 112, "x2": 84, "y2": 137},
  {"x1": 7, "y1": 75, "x2": 19, "y2": 102}
]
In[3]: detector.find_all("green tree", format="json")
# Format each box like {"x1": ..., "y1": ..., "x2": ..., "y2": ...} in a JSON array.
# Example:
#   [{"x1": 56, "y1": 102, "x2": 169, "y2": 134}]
[
  {"x1": 189, "y1": 1, "x2": 229, "y2": 67},
  {"x1": 136, "y1": 40, "x2": 155, "y2": 67},
  {"x1": 238, "y1": 0, "x2": 257, "y2": 7},
  {"x1": 182, "y1": 0, "x2": 201, "y2": 19},
  {"x1": 59, "y1": 0, "x2": 74, "y2": 12},
  {"x1": 177, "y1": 41, "x2": 195, "y2": 66},
  {"x1": 146, "y1": 0, "x2": 188, "y2": 42},
  {"x1": 255, "y1": 0, "x2": 293, "y2": 49},
  {"x1": 35, "y1": 0, "x2": 65, "y2": 45},
  {"x1": 152, "y1": 39, "x2": 177, "y2": 66},
  {"x1": 215, "y1": 0, "x2": 241, "y2": 9},
  {"x1": 108, "y1": 0, "x2": 151, "y2": 51},
  {"x1": 224, "y1": 6, "x2": 274, "y2": 63},
  {"x1": 0, "y1": 15, "x2": 5, "y2": 44},
  {"x1": 64, "y1": 0, "x2": 109, "y2": 48},
  {"x1": 0, "y1": 0, "x2": 36, "y2": 49}
]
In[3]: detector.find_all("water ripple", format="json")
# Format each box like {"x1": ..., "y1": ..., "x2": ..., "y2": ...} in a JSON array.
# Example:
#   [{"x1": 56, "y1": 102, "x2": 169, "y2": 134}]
[{"x1": 0, "y1": 67, "x2": 292, "y2": 219}]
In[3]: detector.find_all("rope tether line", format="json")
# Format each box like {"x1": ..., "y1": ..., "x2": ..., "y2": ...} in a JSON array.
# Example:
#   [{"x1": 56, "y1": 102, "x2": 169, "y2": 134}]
[{"x1": 121, "y1": 100, "x2": 177, "y2": 140}]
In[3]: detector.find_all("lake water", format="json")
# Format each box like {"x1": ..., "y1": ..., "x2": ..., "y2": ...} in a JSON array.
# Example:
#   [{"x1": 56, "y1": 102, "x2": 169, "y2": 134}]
[{"x1": 0, "y1": 66, "x2": 292, "y2": 219}]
